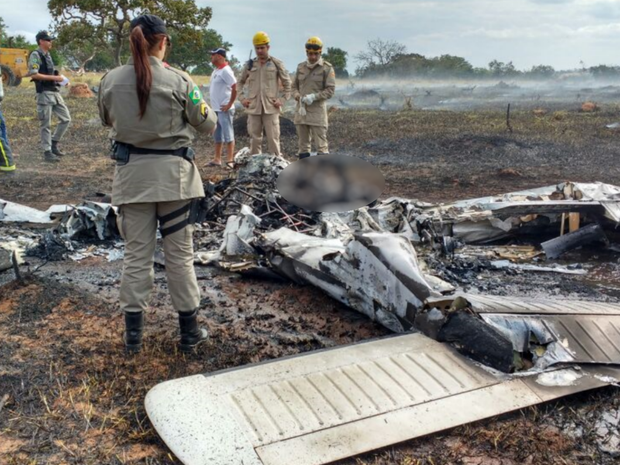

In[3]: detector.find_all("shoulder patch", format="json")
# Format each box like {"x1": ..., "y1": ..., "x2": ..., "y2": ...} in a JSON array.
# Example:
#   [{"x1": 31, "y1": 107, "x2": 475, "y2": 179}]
[{"x1": 190, "y1": 85, "x2": 202, "y2": 104}]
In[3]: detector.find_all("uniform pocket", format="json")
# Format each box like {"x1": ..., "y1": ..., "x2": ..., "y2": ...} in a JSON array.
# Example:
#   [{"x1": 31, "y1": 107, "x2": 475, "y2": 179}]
[
  {"x1": 36, "y1": 106, "x2": 47, "y2": 122},
  {"x1": 116, "y1": 206, "x2": 126, "y2": 240}
]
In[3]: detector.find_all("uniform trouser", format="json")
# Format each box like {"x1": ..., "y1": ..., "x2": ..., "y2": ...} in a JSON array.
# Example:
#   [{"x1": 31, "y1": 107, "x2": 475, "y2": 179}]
[
  {"x1": 248, "y1": 113, "x2": 281, "y2": 156},
  {"x1": 117, "y1": 201, "x2": 201, "y2": 314},
  {"x1": 296, "y1": 124, "x2": 328, "y2": 154},
  {"x1": 0, "y1": 107, "x2": 15, "y2": 172},
  {"x1": 37, "y1": 99, "x2": 71, "y2": 152}
]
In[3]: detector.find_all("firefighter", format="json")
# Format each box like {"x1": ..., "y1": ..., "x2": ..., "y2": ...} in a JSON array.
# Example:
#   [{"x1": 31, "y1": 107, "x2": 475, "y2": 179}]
[
  {"x1": 97, "y1": 14, "x2": 217, "y2": 353},
  {"x1": 292, "y1": 36, "x2": 336, "y2": 159},
  {"x1": 237, "y1": 31, "x2": 291, "y2": 157}
]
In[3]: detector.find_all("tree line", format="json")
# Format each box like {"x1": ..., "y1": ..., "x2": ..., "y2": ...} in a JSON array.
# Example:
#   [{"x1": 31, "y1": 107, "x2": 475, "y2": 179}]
[
  {"x1": 353, "y1": 38, "x2": 620, "y2": 79},
  {"x1": 3, "y1": 5, "x2": 620, "y2": 79}
]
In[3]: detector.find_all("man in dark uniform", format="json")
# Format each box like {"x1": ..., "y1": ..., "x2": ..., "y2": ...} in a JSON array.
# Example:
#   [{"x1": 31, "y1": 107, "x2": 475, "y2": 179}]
[{"x1": 27, "y1": 31, "x2": 71, "y2": 163}]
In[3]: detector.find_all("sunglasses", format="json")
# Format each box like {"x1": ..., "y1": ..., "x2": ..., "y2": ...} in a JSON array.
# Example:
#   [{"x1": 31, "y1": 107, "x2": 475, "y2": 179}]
[{"x1": 306, "y1": 44, "x2": 321, "y2": 51}]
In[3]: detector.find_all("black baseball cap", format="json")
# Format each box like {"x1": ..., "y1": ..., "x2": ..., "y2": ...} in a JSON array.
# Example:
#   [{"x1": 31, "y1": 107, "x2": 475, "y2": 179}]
[
  {"x1": 210, "y1": 48, "x2": 227, "y2": 58},
  {"x1": 36, "y1": 31, "x2": 55, "y2": 42},
  {"x1": 130, "y1": 14, "x2": 167, "y2": 35}
]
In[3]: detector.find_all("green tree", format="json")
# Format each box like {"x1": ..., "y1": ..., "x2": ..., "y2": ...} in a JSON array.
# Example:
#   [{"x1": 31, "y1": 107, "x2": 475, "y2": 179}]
[
  {"x1": 48, "y1": 0, "x2": 213, "y2": 67},
  {"x1": 167, "y1": 28, "x2": 230, "y2": 73},
  {"x1": 323, "y1": 47, "x2": 348, "y2": 78},
  {"x1": 488, "y1": 60, "x2": 519, "y2": 77},
  {"x1": 589, "y1": 65, "x2": 620, "y2": 78},
  {"x1": 0, "y1": 16, "x2": 8, "y2": 45},
  {"x1": 528, "y1": 64, "x2": 555, "y2": 79},
  {"x1": 430, "y1": 54, "x2": 474, "y2": 76}
]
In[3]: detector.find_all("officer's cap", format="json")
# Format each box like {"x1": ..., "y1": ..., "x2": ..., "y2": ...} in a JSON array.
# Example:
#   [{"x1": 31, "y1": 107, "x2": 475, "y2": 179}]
[
  {"x1": 36, "y1": 31, "x2": 55, "y2": 42},
  {"x1": 130, "y1": 14, "x2": 168, "y2": 36}
]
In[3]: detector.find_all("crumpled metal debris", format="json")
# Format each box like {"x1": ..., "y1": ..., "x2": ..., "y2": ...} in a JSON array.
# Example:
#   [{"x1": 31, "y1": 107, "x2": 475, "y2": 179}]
[
  {"x1": 58, "y1": 201, "x2": 119, "y2": 240},
  {"x1": 258, "y1": 229, "x2": 451, "y2": 333},
  {"x1": 0, "y1": 198, "x2": 70, "y2": 225}
]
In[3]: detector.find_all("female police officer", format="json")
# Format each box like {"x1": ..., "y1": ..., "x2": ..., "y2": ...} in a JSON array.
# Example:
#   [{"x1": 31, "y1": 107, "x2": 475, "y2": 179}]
[{"x1": 98, "y1": 14, "x2": 216, "y2": 353}]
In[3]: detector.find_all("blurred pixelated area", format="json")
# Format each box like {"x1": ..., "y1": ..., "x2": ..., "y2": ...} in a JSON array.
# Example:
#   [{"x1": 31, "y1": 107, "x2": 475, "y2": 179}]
[{"x1": 277, "y1": 154, "x2": 384, "y2": 212}]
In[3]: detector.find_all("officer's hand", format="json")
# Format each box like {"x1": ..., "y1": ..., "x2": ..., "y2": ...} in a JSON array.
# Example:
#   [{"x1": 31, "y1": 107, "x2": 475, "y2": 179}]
[
  {"x1": 273, "y1": 98, "x2": 282, "y2": 109},
  {"x1": 242, "y1": 99, "x2": 251, "y2": 108},
  {"x1": 294, "y1": 95, "x2": 301, "y2": 102}
]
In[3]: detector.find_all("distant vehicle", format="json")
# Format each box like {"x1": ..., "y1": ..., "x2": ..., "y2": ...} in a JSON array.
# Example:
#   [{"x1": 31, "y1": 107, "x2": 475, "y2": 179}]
[{"x1": 0, "y1": 47, "x2": 29, "y2": 86}]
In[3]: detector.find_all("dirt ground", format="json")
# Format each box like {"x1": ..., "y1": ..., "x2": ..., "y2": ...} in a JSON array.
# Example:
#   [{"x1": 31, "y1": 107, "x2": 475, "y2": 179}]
[{"x1": 1, "y1": 81, "x2": 620, "y2": 464}]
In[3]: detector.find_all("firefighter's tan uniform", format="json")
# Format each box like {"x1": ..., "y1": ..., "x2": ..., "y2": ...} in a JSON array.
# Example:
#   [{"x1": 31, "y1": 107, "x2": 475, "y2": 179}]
[
  {"x1": 293, "y1": 59, "x2": 336, "y2": 154},
  {"x1": 237, "y1": 56, "x2": 291, "y2": 156},
  {"x1": 98, "y1": 56, "x2": 216, "y2": 314}
]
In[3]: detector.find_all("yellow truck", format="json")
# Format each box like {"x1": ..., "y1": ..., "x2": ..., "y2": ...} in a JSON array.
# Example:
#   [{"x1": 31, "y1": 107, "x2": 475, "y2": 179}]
[{"x1": 0, "y1": 47, "x2": 29, "y2": 86}]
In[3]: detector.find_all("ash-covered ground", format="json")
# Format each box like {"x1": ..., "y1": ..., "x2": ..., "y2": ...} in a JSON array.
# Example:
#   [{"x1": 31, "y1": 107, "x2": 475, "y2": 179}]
[{"x1": 1, "y1": 79, "x2": 620, "y2": 464}]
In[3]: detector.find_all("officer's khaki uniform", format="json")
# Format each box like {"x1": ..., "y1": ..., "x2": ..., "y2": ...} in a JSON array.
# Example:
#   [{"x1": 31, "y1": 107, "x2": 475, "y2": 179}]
[
  {"x1": 27, "y1": 49, "x2": 72, "y2": 152},
  {"x1": 237, "y1": 56, "x2": 291, "y2": 156},
  {"x1": 293, "y1": 59, "x2": 336, "y2": 154},
  {"x1": 98, "y1": 56, "x2": 216, "y2": 314}
]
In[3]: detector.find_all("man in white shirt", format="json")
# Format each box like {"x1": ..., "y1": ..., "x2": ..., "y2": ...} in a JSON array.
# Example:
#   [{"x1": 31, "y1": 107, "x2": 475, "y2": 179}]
[{"x1": 208, "y1": 48, "x2": 237, "y2": 168}]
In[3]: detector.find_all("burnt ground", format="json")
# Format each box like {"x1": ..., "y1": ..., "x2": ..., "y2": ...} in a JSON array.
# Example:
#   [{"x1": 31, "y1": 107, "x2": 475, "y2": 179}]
[{"x1": 1, "y1": 83, "x2": 620, "y2": 464}]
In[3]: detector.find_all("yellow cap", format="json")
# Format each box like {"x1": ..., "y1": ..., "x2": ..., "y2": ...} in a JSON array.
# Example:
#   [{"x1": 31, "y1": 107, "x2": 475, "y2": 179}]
[
  {"x1": 253, "y1": 31, "x2": 270, "y2": 46},
  {"x1": 305, "y1": 36, "x2": 323, "y2": 52}
]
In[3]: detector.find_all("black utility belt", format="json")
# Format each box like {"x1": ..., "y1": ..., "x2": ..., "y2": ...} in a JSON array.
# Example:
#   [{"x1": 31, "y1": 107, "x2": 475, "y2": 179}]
[{"x1": 111, "y1": 142, "x2": 195, "y2": 165}]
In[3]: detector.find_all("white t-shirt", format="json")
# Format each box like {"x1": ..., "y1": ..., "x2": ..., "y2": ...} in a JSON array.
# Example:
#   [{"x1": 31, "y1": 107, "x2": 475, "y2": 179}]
[{"x1": 209, "y1": 64, "x2": 237, "y2": 111}]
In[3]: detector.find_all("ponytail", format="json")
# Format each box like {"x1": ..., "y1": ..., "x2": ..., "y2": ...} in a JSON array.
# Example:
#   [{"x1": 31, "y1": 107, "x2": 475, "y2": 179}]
[{"x1": 130, "y1": 26, "x2": 152, "y2": 119}]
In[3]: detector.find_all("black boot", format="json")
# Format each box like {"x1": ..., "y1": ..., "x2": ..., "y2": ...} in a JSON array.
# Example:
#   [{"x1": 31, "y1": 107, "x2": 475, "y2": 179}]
[
  {"x1": 124, "y1": 311, "x2": 144, "y2": 353},
  {"x1": 51, "y1": 140, "x2": 66, "y2": 157},
  {"x1": 298, "y1": 152, "x2": 310, "y2": 160},
  {"x1": 178, "y1": 309, "x2": 208, "y2": 353},
  {"x1": 44, "y1": 150, "x2": 60, "y2": 163}
]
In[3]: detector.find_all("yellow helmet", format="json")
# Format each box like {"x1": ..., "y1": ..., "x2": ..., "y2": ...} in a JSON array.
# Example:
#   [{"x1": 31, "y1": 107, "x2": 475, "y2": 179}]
[
  {"x1": 253, "y1": 31, "x2": 270, "y2": 46},
  {"x1": 305, "y1": 36, "x2": 323, "y2": 53}
]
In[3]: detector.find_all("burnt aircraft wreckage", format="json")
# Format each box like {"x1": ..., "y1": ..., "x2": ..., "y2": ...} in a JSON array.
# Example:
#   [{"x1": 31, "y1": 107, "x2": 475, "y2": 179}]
[{"x1": 2, "y1": 153, "x2": 620, "y2": 464}]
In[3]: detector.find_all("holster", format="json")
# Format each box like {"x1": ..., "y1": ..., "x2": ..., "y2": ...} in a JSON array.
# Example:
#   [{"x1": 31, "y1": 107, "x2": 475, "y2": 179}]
[{"x1": 158, "y1": 197, "x2": 209, "y2": 238}]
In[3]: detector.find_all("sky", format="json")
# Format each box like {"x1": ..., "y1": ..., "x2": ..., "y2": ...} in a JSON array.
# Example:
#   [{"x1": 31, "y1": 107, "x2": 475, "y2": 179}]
[{"x1": 2, "y1": 0, "x2": 620, "y2": 72}]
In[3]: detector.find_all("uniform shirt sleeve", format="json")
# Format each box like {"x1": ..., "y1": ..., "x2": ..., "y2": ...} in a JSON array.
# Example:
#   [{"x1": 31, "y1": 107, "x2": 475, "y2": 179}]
[
  {"x1": 292, "y1": 64, "x2": 301, "y2": 101},
  {"x1": 183, "y1": 78, "x2": 216, "y2": 134},
  {"x1": 27, "y1": 51, "x2": 41, "y2": 76},
  {"x1": 316, "y1": 65, "x2": 336, "y2": 102},
  {"x1": 97, "y1": 75, "x2": 111, "y2": 127},
  {"x1": 276, "y1": 60, "x2": 292, "y2": 101},
  {"x1": 237, "y1": 65, "x2": 249, "y2": 101},
  {"x1": 222, "y1": 66, "x2": 237, "y2": 87}
]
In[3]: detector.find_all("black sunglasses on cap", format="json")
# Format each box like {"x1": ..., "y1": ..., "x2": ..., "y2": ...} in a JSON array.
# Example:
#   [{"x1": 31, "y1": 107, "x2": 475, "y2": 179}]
[{"x1": 305, "y1": 43, "x2": 321, "y2": 51}]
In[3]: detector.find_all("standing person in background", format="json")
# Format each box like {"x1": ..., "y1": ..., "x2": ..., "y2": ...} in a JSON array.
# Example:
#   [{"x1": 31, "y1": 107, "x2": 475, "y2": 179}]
[
  {"x1": 208, "y1": 48, "x2": 237, "y2": 169},
  {"x1": 293, "y1": 37, "x2": 336, "y2": 159},
  {"x1": 98, "y1": 14, "x2": 217, "y2": 354},
  {"x1": 0, "y1": 76, "x2": 16, "y2": 174},
  {"x1": 237, "y1": 31, "x2": 291, "y2": 157},
  {"x1": 27, "y1": 31, "x2": 71, "y2": 163}
]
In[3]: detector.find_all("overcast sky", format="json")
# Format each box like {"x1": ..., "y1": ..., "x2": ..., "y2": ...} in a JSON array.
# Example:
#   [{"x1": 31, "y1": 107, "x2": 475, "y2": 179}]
[{"x1": 3, "y1": 0, "x2": 620, "y2": 72}]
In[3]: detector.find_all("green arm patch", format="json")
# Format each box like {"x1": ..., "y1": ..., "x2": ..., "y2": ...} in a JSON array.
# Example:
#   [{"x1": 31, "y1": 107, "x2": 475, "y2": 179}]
[{"x1": 190, "y1": 85, "x2": 202, "y2": 104}]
